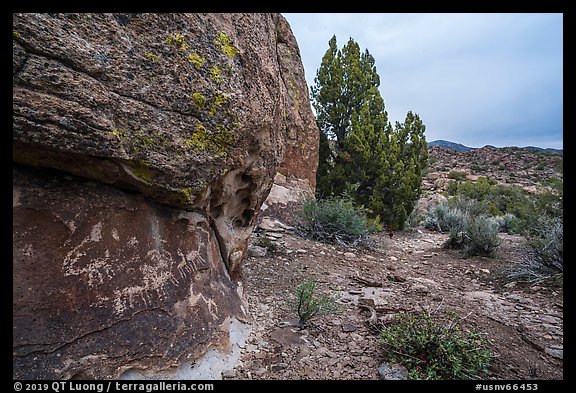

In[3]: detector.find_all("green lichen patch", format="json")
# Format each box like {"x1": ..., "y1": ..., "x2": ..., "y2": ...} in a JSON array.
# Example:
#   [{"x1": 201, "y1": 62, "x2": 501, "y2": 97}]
[
  {"x1": 145, "y1": 52, "x2": 161, "y2": 62},
  {"x1": 13, "y1": 31, "x2": 21, "y2": 40},
  {"x1": 208, "y1": 91, "x2": 228, "y2": 116},
  {"x1": 112, "y1": 128, "x2": 170, "y2": 154},
  {"x1": 179, "y1": 187, "x2": 194, "y2": 204},
  {"x1": 209, "y1": 65, "x2": 223, "y2": 83},
  {"x1": 129, "y1": 159, "x2": 154, "y2": 185},
  {"x1": 214, "y1": 31, "x2": 238, "y2": 59},
  {"x1": 191, "y1": 92, "x2": 207, "y2": 110},
  {"x1": 187, "y1": 52, "x2": 206, "y2": 69},
  {"x1": 185, "y1": 119, "x2": 233, "y2": 157},
  {"x1": 166, "y1": 33, "x2": 190, "y2": 52}
]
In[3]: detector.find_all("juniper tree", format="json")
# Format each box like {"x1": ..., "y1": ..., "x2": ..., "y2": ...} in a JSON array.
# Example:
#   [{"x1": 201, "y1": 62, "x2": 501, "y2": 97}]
[{"x1": 311, "y1": 36, "x2": 428, "y2": 228}]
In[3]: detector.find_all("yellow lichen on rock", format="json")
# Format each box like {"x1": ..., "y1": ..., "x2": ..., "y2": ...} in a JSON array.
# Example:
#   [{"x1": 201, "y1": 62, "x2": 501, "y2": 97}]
[
  {"x1": 165, "y1": 33, "x2": 189, "y2": 52},
  {"x1": 214, "y1": 31, "x2": 238, "y2": 59},
  {"x1": 187, "y1": 52, "x2": 206, "y2": 69}
]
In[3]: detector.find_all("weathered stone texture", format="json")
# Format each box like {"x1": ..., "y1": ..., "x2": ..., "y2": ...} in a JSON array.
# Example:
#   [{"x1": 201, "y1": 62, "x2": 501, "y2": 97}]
[
  {"x1": 12, "y1": 13, "x2": 318, "y2": 379},
  {"x1": 13, "y1": 166, "x2": 247, "y2": 379}
]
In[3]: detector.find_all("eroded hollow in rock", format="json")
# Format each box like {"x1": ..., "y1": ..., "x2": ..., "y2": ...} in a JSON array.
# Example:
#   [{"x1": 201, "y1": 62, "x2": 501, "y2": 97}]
[{"x1": 209, "y1": 168, "x2": 260, "y2": 279}]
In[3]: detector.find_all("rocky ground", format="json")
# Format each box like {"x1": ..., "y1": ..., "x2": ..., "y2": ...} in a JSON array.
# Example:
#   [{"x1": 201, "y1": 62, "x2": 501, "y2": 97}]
[{"x1": 224, "y1": 219, "x2": 563, "y2": 380}]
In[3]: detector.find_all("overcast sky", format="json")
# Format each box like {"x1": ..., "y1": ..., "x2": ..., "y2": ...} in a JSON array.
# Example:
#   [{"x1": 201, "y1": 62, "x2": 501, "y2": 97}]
[{"x1": 283, "y1": 13, "x2": 563, "y2": 149}]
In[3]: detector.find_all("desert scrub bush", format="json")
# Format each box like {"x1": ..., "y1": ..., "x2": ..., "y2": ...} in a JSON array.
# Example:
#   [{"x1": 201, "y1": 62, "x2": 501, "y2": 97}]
[
  {"x1": 423, "y1": 202, "x2": 449, "y2": 231},
  {"x1": 298, "y1": 196, "x2": 374, "y2": 246},
  {"x1": 463, "y1": 215, "x2": 501, "y2": 257},
  {"x1": 507, "y1": 216, "x2": 563, "y2": 283},
  {"x1": 454, "y1": 176, "x2": 497, "y2": 200},
  {"x1": 253, "y1": 235, "x2": 277, "y2": 253},
  {"x1": 492, "y1": 213, "x2": 517, "y2": 233},
  {"x1": 443, "y1": 210, "x2": 469, "y2": 250},
  {"x1": 448, "y1": 195, "x2": 490, "y2": 217},
  {"x1": 405, "y1": 206, "x2": 424, "y2": 229},
  {"x1": 291, "y1": 277, "x2": 339, "y2": 328},
  {"x1": 378, "y1": 310, "x2": 491, "y2": 380},
  {"x1": 423, "y1": 202, "x2": 466, "y2": 233},
  {"x1": 448, "y1": 170, "x2": 467, "y2": 181}
]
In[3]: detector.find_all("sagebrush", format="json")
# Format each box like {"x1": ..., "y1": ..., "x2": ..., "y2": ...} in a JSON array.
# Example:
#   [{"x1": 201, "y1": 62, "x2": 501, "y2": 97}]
[
  {"x1": 506, "y1": 216, "x2": 563, "y2": 284},
  {"x1": 463, "y1": 215, "x2": 501, "y2": 257},
  {"x1": 298, "y1": 197, "x2": 374, "y2": 246}
]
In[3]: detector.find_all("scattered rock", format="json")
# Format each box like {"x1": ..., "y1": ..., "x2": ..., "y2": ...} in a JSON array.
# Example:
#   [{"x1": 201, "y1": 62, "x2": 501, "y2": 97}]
[
  {"x1": 221, "y1": 370, "x2": 237, "y2": 379},
  {"x1": 387, "y1": 274, "x2": 406, "y2": 283},
  {"x1": 269, "y1": 328, "x2": 305, "y2": 348},
  {"x1": 344, "y1": 252, "x2": 357, "y2": 259},
  {"x1": 411, "y1": 284, "x2": 429, "y2": 295},
  {"x1": 377, "y1": 363, "x2": 409, "y2": 380},
  {"x1": 540, "y1": 315, "x2": 561, "y2": 325},
  {"x1": 271, "y1": 363, "x2": 289, "y2": 372},
  {"x1": 248, "y1": 245, "x2": 268, "y2": 258},
  {"x1": 544, "y1": 347, "x2": 563, "y2": 360},
  {"x1": 258, "y1": 217, "x2": 287, "y2": 232},
  {"x1": 341, "y1": 323, "x2": 357, "y2": 333},
  {"x1": 504, "y1": 281, "x2": 517, "y2": 289},
  {"x1": 389, "y1": 256, "x2": 398, "y2": 261},
  {"x1": 254, "y1": 368, "x2": 267, "y2": 376}
]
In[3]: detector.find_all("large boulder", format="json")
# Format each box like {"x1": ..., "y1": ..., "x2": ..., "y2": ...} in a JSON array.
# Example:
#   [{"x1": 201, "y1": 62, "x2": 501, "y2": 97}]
[
  {"x1": 259, "y1": 16, "x2": 319, "y2": 224},
  {"x1": 12, "y1": 13, "x2": 317, "y2": 379}
]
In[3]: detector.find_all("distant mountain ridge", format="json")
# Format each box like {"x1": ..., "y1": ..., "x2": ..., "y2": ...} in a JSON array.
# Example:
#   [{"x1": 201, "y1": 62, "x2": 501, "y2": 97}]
[
  {"x1": 427, "y1": 140, "x2": 475, "y2": 152},
  {"x1": 427, "y1": 140, "x2": 562, "y2": 155}
]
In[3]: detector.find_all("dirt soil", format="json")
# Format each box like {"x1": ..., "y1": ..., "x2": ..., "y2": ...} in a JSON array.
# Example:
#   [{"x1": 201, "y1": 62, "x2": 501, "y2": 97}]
[{"x1": 228, "y1": 227, "x2": 563, "y2": 380}]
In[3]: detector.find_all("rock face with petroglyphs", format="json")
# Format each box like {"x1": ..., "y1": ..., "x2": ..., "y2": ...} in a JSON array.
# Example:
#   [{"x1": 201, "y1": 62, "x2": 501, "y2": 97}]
[{"x1": 12, "y1": 13, "x2": 317, "y2": 379}]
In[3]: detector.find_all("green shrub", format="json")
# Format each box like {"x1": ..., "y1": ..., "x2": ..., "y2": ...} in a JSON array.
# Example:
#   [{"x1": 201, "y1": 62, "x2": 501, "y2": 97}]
[
  {"x1": 448, "y1": 195, "x2": 490, "y2": 217},
  {"x1": 423, "y1": 203, "x2": 449, "y2": 232},
  {"x1": 447, "y1": 180, "x2": 458, "y2": 196},
  {"x1": 405, "y1": 206, "x2": 424, "y2": 229},
  {"x1": 254, "y1": 236, "x2": 277, "y2": 253},
  {"x1": 527, "y1": 216, "x2": 563, "y2": 271},
  {"x1": 299, "y1": 196, "x2": 373, "y2": 246},
  {"x1": 423, "y1": 202, "x2": 466, "y2": 234},
  {"x1": 507, "y1": 216, "x2": 563, "y2": 284},
  {"x1": 379, "y1": 310, "x2": 492, "y2": 380},
  {"x1": 448, "y1": 170, "x2": 467, "y2": 181},
  {"x1": 292, "y1": 278, "x2": 339, "y2": 328},
  {"x1": 455, "y1": 176, "x2": 497, "y2": 200},
  {"x1": 463, "y1": 215, "x2": 501, "y2": 257},
  {"x1": 444, "y1": 211, "x2": 469, "y2": 250},
  {"x1": 492, "y1": 213, "x2": 517, "y2": 233}
]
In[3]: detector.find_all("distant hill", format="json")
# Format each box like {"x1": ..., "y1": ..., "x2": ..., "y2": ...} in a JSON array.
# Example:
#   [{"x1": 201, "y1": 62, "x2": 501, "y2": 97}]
[
  {"x1": 427, "y1": 140, "x2": 475, "y2": 152},
  {"x1": 523, "y1": 146, "x2": 563, "y2": 156},
  {"x1": 428, "y1": 140, "x2": 562, "y2": 156}
]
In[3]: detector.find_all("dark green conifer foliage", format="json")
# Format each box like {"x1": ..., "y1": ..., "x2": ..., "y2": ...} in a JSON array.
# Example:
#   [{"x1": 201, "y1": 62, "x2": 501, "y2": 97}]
[{"x1": 311, "y1": 36, "x2": 428, "y2": 228}]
